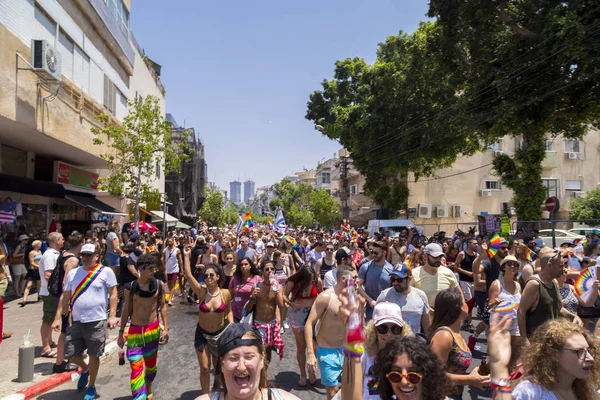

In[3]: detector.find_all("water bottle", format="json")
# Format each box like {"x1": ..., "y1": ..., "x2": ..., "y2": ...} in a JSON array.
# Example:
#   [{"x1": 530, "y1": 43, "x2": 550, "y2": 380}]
[
  {"x1": 270, "y1": 272, "x2": 280, "y2": 293},
  {"x1": 345, "y1": 276, "x2": 364, "y2": 343},
  {"x1": 118, "y1": 350, "x2": 125, "y2": 366}
]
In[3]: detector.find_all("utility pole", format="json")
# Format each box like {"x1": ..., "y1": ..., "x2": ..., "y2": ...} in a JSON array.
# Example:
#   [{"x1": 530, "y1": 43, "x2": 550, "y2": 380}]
[{"x1": 340, "y1": 155, "x2": 350, "y2": 220}]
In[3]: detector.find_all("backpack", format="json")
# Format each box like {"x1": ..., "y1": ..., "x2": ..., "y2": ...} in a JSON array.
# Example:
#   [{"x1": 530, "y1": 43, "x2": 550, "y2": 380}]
[{"x1": 47, "y1": 251, "x2": 77, "y2": 297}]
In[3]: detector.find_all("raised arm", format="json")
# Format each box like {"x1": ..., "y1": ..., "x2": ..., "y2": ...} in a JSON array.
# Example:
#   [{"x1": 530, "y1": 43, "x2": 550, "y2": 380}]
[{"x1": 182, "y1": 245, "x2": 205, "y2": 296}]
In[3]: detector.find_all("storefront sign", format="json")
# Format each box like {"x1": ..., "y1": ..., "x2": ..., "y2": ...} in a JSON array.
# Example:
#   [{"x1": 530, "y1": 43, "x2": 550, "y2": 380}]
[
  {"x1": 55, "y1": 161, "x2": 99, "y2": 190},
  {"x1": 91, "y1": 212, "x2": 114, "y2": 222}
]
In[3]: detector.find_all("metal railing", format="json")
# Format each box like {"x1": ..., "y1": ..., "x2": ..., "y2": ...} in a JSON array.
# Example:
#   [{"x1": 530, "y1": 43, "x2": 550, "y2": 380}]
[{"x1": 510, "y1": 219, "x2": 600, "y2": 248}]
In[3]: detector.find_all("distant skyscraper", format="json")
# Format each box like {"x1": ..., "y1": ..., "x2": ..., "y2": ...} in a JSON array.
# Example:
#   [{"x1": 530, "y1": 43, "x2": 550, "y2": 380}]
[
  {"x1": 230, "y1": 181, "x2": 242, "y2": 203},
  {"x1": 244, "y1": 180, "x2": 255, "y2": 204}
]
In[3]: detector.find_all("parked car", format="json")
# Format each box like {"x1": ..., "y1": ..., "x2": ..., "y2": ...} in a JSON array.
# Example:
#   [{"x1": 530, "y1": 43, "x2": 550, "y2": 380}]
[
  {"x1": 568, "y1": 227, "x2": 600, "y2": 236},
  {"x1": 538, "y1": 229, "x2": 584, "y2": 248}
]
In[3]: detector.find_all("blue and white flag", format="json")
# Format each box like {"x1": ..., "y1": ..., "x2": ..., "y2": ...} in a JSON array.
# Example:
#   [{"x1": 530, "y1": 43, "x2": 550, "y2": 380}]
[
  {"x1": 236, "y1": 215, "x2": 244, "y2": 235},
  {"x1": 275, "y1": 207, "x2": 287, "y2": 233}
]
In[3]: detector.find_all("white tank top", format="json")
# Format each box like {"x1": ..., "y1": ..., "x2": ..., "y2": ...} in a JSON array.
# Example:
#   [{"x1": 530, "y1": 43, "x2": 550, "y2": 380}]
[
  {"x1": 495, "y1": 277, "x2": 521, "y2": 319},
  {"x1": 165, "y1": 248, "x2": 179, "y2": 274}
]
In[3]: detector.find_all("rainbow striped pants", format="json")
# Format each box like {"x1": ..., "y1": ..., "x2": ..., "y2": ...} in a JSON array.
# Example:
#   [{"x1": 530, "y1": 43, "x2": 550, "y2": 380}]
[{"x1": 127, "y1": 319, "x2": 160, "y2": 400}]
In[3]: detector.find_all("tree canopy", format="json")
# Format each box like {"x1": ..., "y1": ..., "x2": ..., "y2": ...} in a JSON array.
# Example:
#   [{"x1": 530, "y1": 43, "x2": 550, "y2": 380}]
[
  {"x1": 569, "y1": 190, "x2": 600, "y2": 220},
  {"x1": 307, "y1": 2, "x2": 600, "y2": 220},
  {"x1": 198, "y1": 187, "x2": 225, "y2": 226}
]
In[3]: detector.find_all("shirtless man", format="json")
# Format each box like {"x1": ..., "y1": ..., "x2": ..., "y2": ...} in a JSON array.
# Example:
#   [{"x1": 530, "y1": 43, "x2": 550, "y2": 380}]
[
  {"x1": 305, "y1": 264, "x2": 355, "y2": 399},
  {"x1": 247, "y1": 259, "x2": 285, "y2": 362},
  {"x1": 118, "y1": 253, "x2": 168, "y2": 400},
  {"x1": 387, "y1": 237, "x2": 406, "y2": 265}
]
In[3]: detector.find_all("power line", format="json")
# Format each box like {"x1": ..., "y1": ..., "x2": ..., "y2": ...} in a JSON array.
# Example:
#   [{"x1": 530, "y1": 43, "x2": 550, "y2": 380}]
[{"x1": 406, "y1": 164, "x2": 492, "y2": 183}]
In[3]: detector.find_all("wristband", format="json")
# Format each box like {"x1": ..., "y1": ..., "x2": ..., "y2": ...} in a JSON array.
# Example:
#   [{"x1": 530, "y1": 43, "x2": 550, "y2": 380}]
[
  {"x1": 490, "y1": 377, "x2": 511, "y2": 387},
  {"x1": 119, "y1": 329, "x2": 125, "y2": 334},
  {"x1": 343, "y1": 348, "x2": 363, "y2": 358},
  {"x1": 344, "y1": 343, "x2": 364, "y2": 358}
]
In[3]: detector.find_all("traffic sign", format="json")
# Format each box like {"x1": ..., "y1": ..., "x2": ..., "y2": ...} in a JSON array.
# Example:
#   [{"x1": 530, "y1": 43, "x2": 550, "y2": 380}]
[{"x1": 545, "y1": 196, "x2": 559, "y2": 213}]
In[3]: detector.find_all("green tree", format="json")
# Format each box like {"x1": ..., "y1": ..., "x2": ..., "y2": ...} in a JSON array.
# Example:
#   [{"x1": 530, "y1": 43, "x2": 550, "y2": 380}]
[
  {"x1": 198, "y1": 187, "x2": 224, "y2": 226},
  {"x1": 306, "y1": 23, "x2": 478, "y2": 212},
  {"x1": 569, "y1": 190, "x2": 600, "y2": 220},
  {"x1": 288, "y1": 204, "x2": 314, "y2": 228},
  {"x1": 92, "y1": 95, "x2": 191, "y2": 227},
  {"x1": 223, "y1": 202, "x2": 239, "y2": 226},
  {"x1": 269, "y1": 178, "x2": 313, "y2": 212},
  {"x1": 427, "y1": 1, "x2": 600, "y2": 220},
  {"x1": 310, "y1": 189, "x2": 342, "y2": 228}
]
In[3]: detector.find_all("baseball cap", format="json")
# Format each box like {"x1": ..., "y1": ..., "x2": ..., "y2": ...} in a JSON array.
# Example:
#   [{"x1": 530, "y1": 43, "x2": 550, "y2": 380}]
[
  {"x1": 424, "y1": 243, "x2": 444, "y2": 258},
  {"x1": 335, "y1": 246, "x2": 354, "y2": 261},
  {"x1": 80, "y1": 243, "x2": 97, "y2": 254},
  {"x1": 373, "y1": 302, "x2": 404, "y2": 327},
  {"x1": 500, "y1": 238, "x2": 509, "y2": 245},
  {"x1": 391, "y1": 263, "x2": 409, "y2": 279},
  {"x1": 217, "y1": 323, "x2": 263, "y2": 358},
  {"x1": 266, "y1": 241, "x2": 275, "y2": 248}
]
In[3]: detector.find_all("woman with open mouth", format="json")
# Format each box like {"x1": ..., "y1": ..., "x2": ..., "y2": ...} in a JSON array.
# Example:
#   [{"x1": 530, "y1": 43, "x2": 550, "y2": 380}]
[
  {"x1": 183, "y1": 246, "x2": 234, "y2": 395},
  {"x1": 195, "y1": 323, "x2": 300, "y2": 400},
  {"x1": 489, "y1": 315, "x2": 600, "y2": 400}
]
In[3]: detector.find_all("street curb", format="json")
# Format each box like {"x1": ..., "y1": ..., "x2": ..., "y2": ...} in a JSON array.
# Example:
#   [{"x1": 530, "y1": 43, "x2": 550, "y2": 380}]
[{"x1": 7, "y1": 337, "x2": 121, "y2": 400}]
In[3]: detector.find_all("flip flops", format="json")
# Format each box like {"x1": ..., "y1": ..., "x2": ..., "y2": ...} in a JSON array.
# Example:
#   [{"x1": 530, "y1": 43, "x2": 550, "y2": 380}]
[
  {"x1": 40, "y1": 349, "x2": 57, "y2": 358},
  {"x1": 298, "y1": 377, "x2": 308, "y2": 387}
]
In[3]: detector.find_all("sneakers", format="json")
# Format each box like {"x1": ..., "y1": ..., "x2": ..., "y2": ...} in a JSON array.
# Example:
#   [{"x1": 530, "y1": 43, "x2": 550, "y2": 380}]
[
  {"x1": 52, "y1": 362, "x2": 77, "y2": 374},
  {"x1": 83, "y1": 386, "x2": 97, "y2": 399},
  {"x1": 280, "y1": 327, "x2": 285, "y2": 335},
  {"x1": 77, "y1": 369, "x2": 90, "y2": 390},
  {"x1": 282, "y1": 321, "x2": 290, "y2": 329},
  {"x1": 461, "y1": 321, "x2": 475, "y2": 333},
  {"x1": 467, "y1": 335, "x2": 477, "y2": 352}
]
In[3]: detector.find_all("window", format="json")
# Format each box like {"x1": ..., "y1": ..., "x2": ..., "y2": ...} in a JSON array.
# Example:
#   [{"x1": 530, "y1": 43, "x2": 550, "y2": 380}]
[
  {"x1": 321, "y1": 172, "x2": 330, "y2": 184},
  {"x1": 485, "y1": 180, "x2": 502, "y2": 190},
  {"x1": 487, "y1": 142, "x2": 501, "y2": 151},
  {"x1": 106, "y1": 0, "x2": 130, "y2": 36},
  {"x1": 542, "y1": 179, "x2": 559, "y2": 198},
  {"x1": 565, "y1": 180, "x2": 582, "y2": 191},
  {"x1": 103, "y1": 75, "x2": 116, "y2": 114},
  {"x1": 544, "y1": 140, "x2": 555, "y2": 152},
  {"x1": 350, "y1": 184, "x2": 358, "y2": 194},
  {"x1": 155, "y1": 161, "x2": 160, "y2": 178},
  {"x1": 564, "y1": 139, "x2": 581, "y2": 153}
]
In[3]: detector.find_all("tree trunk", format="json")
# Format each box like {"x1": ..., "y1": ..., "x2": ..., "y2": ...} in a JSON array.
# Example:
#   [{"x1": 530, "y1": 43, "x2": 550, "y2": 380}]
[{"x1": 134, "y1": 164, "x2": 142, "y2": 231}]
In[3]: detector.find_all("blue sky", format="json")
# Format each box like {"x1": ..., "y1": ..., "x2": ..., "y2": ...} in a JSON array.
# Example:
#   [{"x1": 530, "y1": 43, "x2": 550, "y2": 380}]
[{"x1": 131, "y1": 0, "x2": 429, "y2": 193}]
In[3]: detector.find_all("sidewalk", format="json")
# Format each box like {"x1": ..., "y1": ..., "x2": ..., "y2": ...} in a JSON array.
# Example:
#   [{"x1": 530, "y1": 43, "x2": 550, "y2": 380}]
[{"x1": 0, "y1": 295, "x2": 119, "y2": 399}]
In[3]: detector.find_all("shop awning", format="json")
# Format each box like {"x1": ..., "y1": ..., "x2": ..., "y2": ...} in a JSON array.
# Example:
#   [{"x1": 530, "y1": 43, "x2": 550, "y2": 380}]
[
  {"x1": 0, "y1": 173, "x2": 65, "y2": 198},
  {"x1": 175, "y1": 221, "x2": 191, "y2": 229},
  {"x1": 148, "y1": 210, "x2": 178, "y2": 227},
  {"x1": 65, "y1": 191, "x2": 127, "y2": 216}
]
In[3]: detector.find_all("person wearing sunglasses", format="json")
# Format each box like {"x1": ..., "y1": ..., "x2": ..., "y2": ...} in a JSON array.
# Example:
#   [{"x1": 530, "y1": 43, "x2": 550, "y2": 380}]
[
  {"x1": 316, "y1": 242, "x2": 338, "y2": 291},
  {"x1": 429, "y1": 287, "x2": 490, "y2": 398},
  {"x1": 410, "y1": 243, "x2": 459, "y2": 308},
  {"x1": 182, "y1": 246, "x2": 233, "y2": 394},
  {"x1": 248, "y1": 260, "x2": 285, "y2": 363},
  {"x1": 357, "y1": 241, "x2": 394, "y2": 321},
  {"x1": 229, "y1": 257, "x2": 262, "y2": 322},
  {"x1": 486, "y1": 255, "x2": 522, "y2": 367},
  {"x1": 337, "y1": 293, "x2": 447, "y2": 400},
  {"x1": 518, "y1": 248, "x2": 584, "y2": 347},
  {"x1": 489, "y1": 316, "x2": 598, "y2": 400},
  {"x1": 377, "y1": 264, "x2": 430, "y2": 336}
]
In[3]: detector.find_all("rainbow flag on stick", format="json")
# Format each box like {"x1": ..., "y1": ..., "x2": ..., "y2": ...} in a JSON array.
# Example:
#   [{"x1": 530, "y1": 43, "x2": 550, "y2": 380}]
[
  {"x1": 267, "y1": 216, "x2": 274, "y2": 231},
  {"x1": 241, "y1": 213, "x2": 254, "y2": 233},
  {"x1": 523, "y1": 247, "x2": 535, "y2": 262},
  {"x1": 487, "y1": 232, "x2": 501, "y2": 258}
]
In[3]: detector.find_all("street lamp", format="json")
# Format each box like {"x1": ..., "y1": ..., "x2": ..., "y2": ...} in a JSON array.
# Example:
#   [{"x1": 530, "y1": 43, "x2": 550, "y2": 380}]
[
  {"x1": 160, "y1": 194, "x2": 172, "y2": 240},
  {"x1": 315, "y1": 124, "x2": 325, "y2": 132}
]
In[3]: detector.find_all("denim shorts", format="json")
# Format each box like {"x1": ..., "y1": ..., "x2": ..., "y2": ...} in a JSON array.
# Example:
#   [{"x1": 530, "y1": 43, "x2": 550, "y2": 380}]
[{"x1": 288, "y1": 307, "x2": 311, "y2": 329}]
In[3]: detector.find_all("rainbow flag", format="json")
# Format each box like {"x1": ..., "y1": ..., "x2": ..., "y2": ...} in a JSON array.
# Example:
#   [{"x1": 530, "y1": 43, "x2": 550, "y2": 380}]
[
  {"x1": 487, "y1": 232, "x2": 501, "y2": 258},
  {"x1": 523, "y1": 247, "x2": 535, "y2": 262},
  {"x1": 284, "y1": 235, "x2": 298, "y2": 248},
  {"x1": 267, "y1": 216, "x2": 274, "y2": 231},
  {"x1": 241, "y1": 213, "x2": 254, "y2": 233}
]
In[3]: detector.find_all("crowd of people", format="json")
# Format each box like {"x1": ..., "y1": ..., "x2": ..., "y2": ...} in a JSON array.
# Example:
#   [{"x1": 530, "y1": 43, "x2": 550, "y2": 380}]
[{"x1": 1, "y1": 221, "x2": 600, "y2": 400}]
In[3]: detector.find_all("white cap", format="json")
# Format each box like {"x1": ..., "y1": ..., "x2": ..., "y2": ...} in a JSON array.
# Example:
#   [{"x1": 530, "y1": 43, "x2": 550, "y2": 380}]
[
  {"x1": 373, "y1": 302, "x2": 404, "y2": 327},
  {"x1": 424, "y1": 243, "x2": 444, "y2": 257},
  {"x1": 266, "y1": 241, "x2": 275, "y2": 247},
  {"x1": 80, "y1": 243, "x2": 97, "y2": 254}
]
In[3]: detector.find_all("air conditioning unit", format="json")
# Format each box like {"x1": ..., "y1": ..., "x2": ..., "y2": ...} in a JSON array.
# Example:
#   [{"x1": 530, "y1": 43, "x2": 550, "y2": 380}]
[
  {"x1": 493, "y1": 150, "x2": 504, "y2": 156},
  {"x1": 436, "y1": 206, "x2": 449, "y2": 218},
  {"x1": 574, "y1": 191, "x2": 586, "y2": 199},
  {"x1": 31, "y1": 40, "x2": 62, "y2": 82},
  {"x1": 566, "y1": 152, "x2": 578, "y2": 160},
  {"x1": 480, "y1": 189, "x2": 492, "y2": 197},
  {"x1": 417, "y1": 203, "x2": 432, "y2": 219},
  {"x1": 453, "y1": 205, "x2": 464, "y2": 218}
]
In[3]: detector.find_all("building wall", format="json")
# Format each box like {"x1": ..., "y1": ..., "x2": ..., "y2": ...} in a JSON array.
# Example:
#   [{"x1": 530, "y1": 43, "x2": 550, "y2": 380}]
[
  {"x1": 408, "y1": 129, "x2": 600, "y2": 232},
  {"x1": 230, "y1": 181, "x2": 241, "y2": 203},
  {"x1": 0, "y1": 1, "x2": 134, "y2": 170}
]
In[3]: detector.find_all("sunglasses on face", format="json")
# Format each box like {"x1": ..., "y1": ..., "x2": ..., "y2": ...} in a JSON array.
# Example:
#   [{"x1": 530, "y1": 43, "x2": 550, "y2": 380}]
[
  {"x1": 386, "y1": 371, "x2": 423, "y2": 384},
  {"x1": 376, "y1": 324, "x2": 403, "y2": 335},
  {"x1": 369, "y1": 251, "x2": 382, "y2": 256},
  {"x1": 504, "y1": 262, "x2": 519, "y2": 268},
  {"x1": 264, "y1": 268, "x2": 274, "y2": 272},
  {"x1": 204, "y1": 273, "x2": 216, "y2": 279},
  {"x1": 325, "y1": 248, "x2": 334, "y2": 252},
  {"x1": 500, "y1": 247, "x2": 509, "y2": 250},
  {"x1": 390, "y1": 277, "x2": 407, "y2": 283}
]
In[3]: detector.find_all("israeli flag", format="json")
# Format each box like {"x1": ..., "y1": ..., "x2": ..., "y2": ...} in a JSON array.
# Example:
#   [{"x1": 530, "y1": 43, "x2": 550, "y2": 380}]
[
  {"x1": 236, "y1": 215, "x2": 244, "y2": 235},
  {"x1": 275, "y1": 207, "x2": 287, "y2": 233}
]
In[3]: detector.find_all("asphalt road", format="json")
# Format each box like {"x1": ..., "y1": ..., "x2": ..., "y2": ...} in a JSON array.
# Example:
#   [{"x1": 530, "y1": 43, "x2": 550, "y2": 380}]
[{"x1": 39, "y1": 299, "x2": 492, "y2": 400}]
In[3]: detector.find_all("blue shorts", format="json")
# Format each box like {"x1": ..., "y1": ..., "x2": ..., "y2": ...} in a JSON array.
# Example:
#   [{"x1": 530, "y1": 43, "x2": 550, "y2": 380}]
[
  {"x1": 104, "y1": 253, "x2": 120, "y2": 267},
  {"x1": 316, "y1": 347, "x2": 343, "y2": 387}
]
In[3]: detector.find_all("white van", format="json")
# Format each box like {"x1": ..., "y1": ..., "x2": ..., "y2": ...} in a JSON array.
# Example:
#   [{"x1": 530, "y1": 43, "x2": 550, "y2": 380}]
[{"x1": 368, "y1": 219, "x2": 415, "y2": 238}]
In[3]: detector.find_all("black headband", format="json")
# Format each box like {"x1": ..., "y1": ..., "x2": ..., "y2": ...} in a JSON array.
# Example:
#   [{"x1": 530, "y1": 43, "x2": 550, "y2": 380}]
[{"x1": 218, "y1": 338, "x2": 262, "y2": 358}]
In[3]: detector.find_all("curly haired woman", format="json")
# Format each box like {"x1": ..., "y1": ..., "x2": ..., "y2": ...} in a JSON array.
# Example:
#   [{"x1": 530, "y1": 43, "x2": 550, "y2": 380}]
[{"x1": 489, "y1": 316, "x2": 600, "y2": 400}]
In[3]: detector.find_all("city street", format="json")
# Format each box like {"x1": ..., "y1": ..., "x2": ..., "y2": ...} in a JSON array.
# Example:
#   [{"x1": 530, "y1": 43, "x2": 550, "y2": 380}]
[{"x1": 38, "y1": 299, "x2": 492, "y2": 400}]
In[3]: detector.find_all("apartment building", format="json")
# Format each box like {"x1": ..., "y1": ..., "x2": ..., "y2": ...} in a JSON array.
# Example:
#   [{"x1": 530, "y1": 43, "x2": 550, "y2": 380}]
[
  {"x1": 0, "y1": 0, "x2": 139, "y2": 236},
  {"x1": 408, "y1": 129, "x2": 600, "y2": 234}
]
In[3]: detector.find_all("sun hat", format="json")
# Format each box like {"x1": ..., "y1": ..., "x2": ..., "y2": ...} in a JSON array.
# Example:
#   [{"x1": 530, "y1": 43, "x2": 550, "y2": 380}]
[{"x1": 500, "y1": 255, "x2": 521, "y2": 267}]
